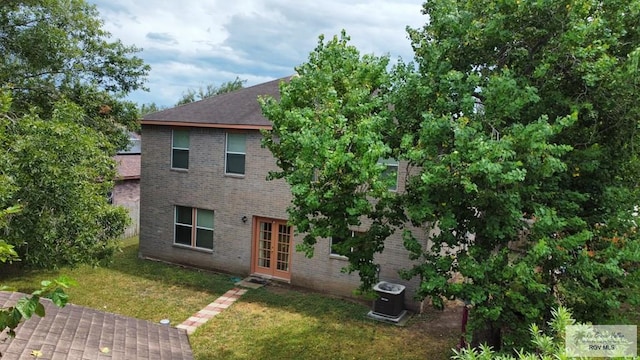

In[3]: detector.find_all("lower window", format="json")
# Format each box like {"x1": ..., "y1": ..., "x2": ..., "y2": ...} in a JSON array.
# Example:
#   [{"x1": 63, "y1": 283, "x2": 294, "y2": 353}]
[
  {"x1": 174, "y1": 206, "x2": 214, "y2": 250},
  {"x1": 331, "y1": 230, "x2": 363, "y2": 257},
  {"x1": 378, "y1": 158, "x2": 399, "y2": 191}
]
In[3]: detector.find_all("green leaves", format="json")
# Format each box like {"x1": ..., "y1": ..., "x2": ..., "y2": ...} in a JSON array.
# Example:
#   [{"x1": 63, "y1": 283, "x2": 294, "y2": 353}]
[
  {"x1": 175, "y1": 77, "x2": 246, "y2": 106},
  {"x1": 0, "y1": 240, "x2": 19, "y2": 263},
  {"x1": 1, "y1": 0, "x2": 149, "y2": 149},
  {"x1": 0, "y1": 2, "x2": 139, "y2": 269},
  {"x1": 263, "y1": 0, "x2": 639, "y2": 351},
  {"x1": 0, "y1": 96, "x2": 127, "y2": 269},
  {"x1": 15, "y1": 297, "x2": 44, "y2": 319},
  {"x1": 49, "y1": 288, "x2": 71, "y2": 308},
  {"x1": 395, "y1": 0, "x2": 640, "y2": 350},
  {"x1": 262, "y1": 32, "x2": 398, "y2": 290},
  {"x1": 1, "y1": 275, "x2": 73, "y2": 337}
]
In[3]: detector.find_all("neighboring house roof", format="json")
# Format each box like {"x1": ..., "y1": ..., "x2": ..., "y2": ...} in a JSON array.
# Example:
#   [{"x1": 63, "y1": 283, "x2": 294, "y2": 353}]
[
  {"x1": 141, "y1": 76, "x2": 291, "y2": 130},
  {"x1": 115, "y1": 154, "x2": 141, "y2": 180},
  {"x1": 0, "y1": 291, "x2": 193, "y2": 359}
]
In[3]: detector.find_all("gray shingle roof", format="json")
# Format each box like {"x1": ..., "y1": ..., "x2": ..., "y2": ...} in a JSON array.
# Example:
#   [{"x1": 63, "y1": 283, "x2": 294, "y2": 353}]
[
  {"x1": 0, "y1": 291, "x2": 193, "y2": 360},
  {"x1": 141, "y1": 76, "x2": 291, "y2": 129}
]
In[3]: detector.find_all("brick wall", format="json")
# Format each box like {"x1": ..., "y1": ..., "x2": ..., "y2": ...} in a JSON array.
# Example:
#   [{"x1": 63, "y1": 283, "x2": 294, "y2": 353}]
[{"x1": 140, "y1": 125, "x2": 428, "y2": 311}]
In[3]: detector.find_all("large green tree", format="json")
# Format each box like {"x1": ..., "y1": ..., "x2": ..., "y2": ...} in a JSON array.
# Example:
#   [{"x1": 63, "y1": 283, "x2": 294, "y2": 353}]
[
  {"x1": 394, "y1": 0, "x2": 640, "y2": 349},
  {"x1": 261, "y1": 32, "x2": 402, "y2": 289},
  {"x1": 0, "y1": 93, "x2": 74, "y2": 339},
  {"x1": 262, "y1": 0, "x2": 640, "y2": 351},
  {"x1": 0, "y1": 0, "x2": 144, "y2": 268},
  {"x1": 1, "y1": 92, "x2": 128, "y2": 269},
  {"x1": 0, "y1": 0, "x2": 149, "y2": 149}
]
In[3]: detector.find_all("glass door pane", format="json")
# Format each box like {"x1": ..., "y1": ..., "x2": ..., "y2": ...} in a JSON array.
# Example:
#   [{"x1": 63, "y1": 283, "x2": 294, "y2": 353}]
[
  {"x1": 276, "y1": 224, "x2": 291, "y2": 271},
  {"x1": 258, "y1": 222, "x2": 272, "y2": 268}
]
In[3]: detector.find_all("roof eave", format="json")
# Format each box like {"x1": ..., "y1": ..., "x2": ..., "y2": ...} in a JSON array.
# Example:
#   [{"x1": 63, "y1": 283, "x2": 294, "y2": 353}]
[
  {"x1": 140, "y1": 120, "x2": 272, "y2": 130},
  {"x1": 116, "y1": 175, "x2": 141, "y2": 181}
]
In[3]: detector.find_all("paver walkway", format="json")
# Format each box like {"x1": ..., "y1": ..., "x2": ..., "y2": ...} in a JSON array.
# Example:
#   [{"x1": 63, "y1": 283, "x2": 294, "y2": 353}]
[{"x1": 177, "y1": 287, "x2": 247, "y2": 334}]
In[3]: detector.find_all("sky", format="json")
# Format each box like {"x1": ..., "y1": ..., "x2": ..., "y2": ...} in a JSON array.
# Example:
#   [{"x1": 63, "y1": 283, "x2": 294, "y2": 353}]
[{"x1": 88, "y1": 0, "x2": 428, "y2": 108}]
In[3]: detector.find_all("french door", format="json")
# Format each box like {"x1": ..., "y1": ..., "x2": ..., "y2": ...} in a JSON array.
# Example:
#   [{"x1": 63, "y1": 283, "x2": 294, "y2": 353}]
[{"x1": 252, "y1": 217, "x2": 292, "y2": 280}]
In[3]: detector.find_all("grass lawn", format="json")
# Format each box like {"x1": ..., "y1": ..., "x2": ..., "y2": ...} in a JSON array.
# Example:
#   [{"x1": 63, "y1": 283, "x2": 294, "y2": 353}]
[
  {"x1": 190, "y1": 286, "x2": 459, "y2": 360},
  {"x1": 1, "y1": 237, "x2": 459, "y2": 360}
]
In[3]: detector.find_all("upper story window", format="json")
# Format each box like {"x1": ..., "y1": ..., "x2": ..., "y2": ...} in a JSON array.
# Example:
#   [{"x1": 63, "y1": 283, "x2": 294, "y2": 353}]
[
  {"x1": 174, "y1": 206, "x2": 214, "y2": 250},
  {"x1": 378, "y1": 158, "x2": 399, "y2": 191},
  {"x1": 226, "y1": 133, "x2": 246, "y2": 175},
  {"x1": 172, "y1": 129, "x2": 189, "y2": 169}
]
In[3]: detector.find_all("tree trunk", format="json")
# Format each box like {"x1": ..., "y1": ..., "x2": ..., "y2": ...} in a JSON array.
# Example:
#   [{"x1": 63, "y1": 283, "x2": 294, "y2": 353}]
[{"x1": 470, "y1": 321, "x2": 502, "y2": 351}]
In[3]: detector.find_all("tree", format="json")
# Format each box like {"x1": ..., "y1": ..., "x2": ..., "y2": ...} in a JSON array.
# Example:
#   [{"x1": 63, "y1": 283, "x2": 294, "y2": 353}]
[
  {"x1": 176, "y1": 77, "x2": 246, "y2": 106},
  {"x1": 0, "y1": 163, "x2": 73, "y2": 341},
  {"x1": 261, "y1": 0, "x2": 640, "y2": 351},
  {"x1": 0, "y1": 0, "x2": 146, "y2": 268},
  {"x1": 138, "y1": 102, "x2": 166, "y2": 116},
  {"x1": 261, "y1": 32, "x2": 402, "y2": 290},
  {"x1": 393, "y1": 0, "x2": 640, "y2": 349},
  {"x1": 0, "y1": 0, "x2": 149, "y2": 149},
  {"x1": 0, "y1": 207, "x2": 21, "y2": 265},
  {"x1": 0, "y1": 91, "x2": 128, "y2": 269}
]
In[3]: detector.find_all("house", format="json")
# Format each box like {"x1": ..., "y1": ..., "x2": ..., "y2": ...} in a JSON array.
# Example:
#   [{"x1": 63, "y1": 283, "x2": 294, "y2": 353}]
[
  {"x1": 113, "y1": 132, "x2": 141, "y2": 238},
  {"x1": 139, "y1": 77, "x2": 423, "y2": 311},
  {"x1": 0, "y1": 291, "x2": 193, "y2": 359}
]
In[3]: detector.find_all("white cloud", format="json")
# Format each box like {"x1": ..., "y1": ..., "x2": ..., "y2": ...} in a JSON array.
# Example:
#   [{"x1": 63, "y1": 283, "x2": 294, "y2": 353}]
[{"x1": 88, "y1": 0, "x2": 427, "y2": 107}]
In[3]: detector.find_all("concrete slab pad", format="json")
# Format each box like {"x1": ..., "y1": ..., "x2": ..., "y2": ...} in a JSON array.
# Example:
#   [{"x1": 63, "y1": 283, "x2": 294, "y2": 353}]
[
  {"x1": 235, "y1": 276, "x2": 268, "y2": 289},
  {"x1": 366, "y1": 310, "x2": 411, "y2": 326}
]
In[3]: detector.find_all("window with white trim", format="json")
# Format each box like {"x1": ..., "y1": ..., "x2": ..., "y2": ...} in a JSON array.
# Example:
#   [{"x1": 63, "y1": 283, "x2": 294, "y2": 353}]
[
  {"x1": 172, "y1": 129, "x2": 189, "y2": 169},
  {"x1": 331, "y1": 230, "x2": 363, "y2": 257},
  {"x1": 174, "y1": 206, "x2": 214, "y2": 250},
  {"x1": 226, "y1": 133, "x2": 246, "y2": 175},
  {"x1": 378, "y1": 158, "x2": 399, "y2": 191}
]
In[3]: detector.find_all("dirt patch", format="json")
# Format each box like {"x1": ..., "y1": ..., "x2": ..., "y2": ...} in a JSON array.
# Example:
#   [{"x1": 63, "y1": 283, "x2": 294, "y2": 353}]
[{"x1": 409, "y1": 304, "x2": 464, "y2": 338}]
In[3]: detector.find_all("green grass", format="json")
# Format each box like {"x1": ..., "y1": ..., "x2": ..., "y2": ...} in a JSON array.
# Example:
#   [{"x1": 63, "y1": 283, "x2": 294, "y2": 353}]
[
  {"x1": 0, "y1": 237, "x2": 235, "y2": 326},
  {"x1": 1, "y1": 237, "x2": 458, "y2": 359},
  {"x1": 191, "y1": 288, "x2": 458, "y2": 360}
]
